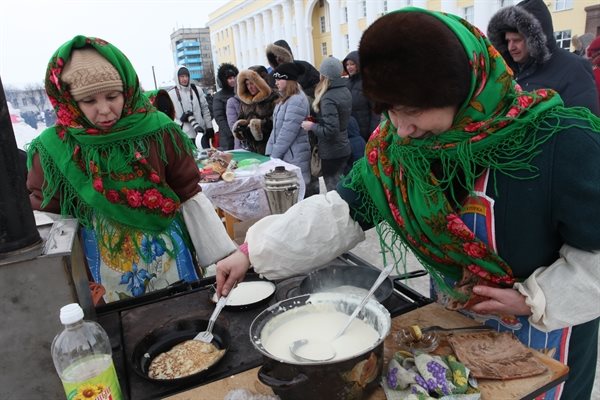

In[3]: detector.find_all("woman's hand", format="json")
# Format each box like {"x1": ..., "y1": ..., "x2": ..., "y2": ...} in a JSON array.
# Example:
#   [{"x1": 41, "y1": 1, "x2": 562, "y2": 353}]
[
  {"x1": 469, "y1": 285, "x2": 532, "y2": 316},
  {"x1": 301, "y1": 120, "x2": 316, "y2": 131},
  {"x1": 216, "y1": 249, "x2": 251, "y2": 297}
]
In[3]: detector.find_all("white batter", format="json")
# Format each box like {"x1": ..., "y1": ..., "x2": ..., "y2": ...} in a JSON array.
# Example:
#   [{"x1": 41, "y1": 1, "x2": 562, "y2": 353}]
[
  {"x1": 213, "y1": 281, "x2": 275, "y2": 306},
  {"x1": 326, "y1": 285, "x2": 371, "y2": 298},
  {"x1": 261, "y1": 304, "x2": 380, "y2": 362}
]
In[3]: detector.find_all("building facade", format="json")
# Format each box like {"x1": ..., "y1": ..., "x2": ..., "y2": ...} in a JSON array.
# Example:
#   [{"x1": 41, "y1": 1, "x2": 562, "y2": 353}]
[
  {"x1": 170, "y1": 28, "x2": 214, "y2": 87},
  {"x1": 207, "y1": 0, "x2": 598, "y2": 73}
]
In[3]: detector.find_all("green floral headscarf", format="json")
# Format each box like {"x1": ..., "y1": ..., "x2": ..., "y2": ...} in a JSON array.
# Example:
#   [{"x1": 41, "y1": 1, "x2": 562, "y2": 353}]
[
  {"x1": 346, "y1": 9, "x2": 600, "y2": 306},
  {"x1": 27, "y1": 35, "x2": 196, "y2": 254}
]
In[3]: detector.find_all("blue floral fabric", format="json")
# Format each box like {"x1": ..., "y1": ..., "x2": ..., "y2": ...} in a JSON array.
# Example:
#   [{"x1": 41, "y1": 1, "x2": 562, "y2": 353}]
[{"x1": 82, "y1": 218, "x2": 200, "y2": 303}]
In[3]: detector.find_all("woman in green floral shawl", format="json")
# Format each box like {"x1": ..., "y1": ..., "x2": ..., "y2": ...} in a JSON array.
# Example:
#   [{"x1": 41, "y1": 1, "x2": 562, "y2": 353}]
[
  {"x1": 343, "y1": 10, "x2": 600, "y2": 399},
  {"x1": 216, "y1": 9, "x2": 600, "y2": 399},
  {"x1": 27, "y1": 36, "x2": 236, "y2": 304}
]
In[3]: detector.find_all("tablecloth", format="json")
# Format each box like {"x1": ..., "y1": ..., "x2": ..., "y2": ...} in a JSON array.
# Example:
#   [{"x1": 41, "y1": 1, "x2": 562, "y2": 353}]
[{"x1": 200, "y1": 156, "x2": 305, "y2": 221}]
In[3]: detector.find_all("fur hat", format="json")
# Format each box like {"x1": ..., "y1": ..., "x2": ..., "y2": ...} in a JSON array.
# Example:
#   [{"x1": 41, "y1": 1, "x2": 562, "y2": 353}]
[
  {"x1": 266, "y1": 43, "x2": 294, "y2": 69},
  {"x1": 217, "y1": 63, "x2": 239, "y2": 88},
  {"x1": 359, "y1": 12, "x2": 470, "y2": 110},
  {"x1": 61, "y1": 48, "x2": 123, "y2": 101},
  {"x1": 273, "y1": 62, "x2": 305, "y2": 81},
  {"x1": 319, "y1": 57, "x2": 343, "y2": 80}
]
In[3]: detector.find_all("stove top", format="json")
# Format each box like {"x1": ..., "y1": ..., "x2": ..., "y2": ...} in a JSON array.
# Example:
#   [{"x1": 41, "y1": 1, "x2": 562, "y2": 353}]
[{"x1": 97, "y1": 255, "x2": 430, "y2": 400}]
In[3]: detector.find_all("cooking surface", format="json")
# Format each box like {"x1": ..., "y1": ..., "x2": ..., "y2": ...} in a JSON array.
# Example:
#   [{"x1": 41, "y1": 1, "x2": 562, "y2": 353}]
[
  {"x1": 98, "y1": 256, "x2": 429, "y2": 399},
  {"x1": 165, "y1": 303, "x2": 569, "y2": 400}
]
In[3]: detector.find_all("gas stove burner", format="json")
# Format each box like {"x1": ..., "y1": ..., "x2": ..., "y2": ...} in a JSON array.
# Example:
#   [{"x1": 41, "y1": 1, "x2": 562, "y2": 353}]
[{"x1": 274, "y1": 275, "x2": 305, "y2": 302}]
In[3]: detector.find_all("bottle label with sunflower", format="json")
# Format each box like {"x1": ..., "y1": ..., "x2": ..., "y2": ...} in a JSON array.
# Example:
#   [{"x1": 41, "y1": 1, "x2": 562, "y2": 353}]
[{"x1": 61, "y1": 354, "x2": 123, "y2": 400}]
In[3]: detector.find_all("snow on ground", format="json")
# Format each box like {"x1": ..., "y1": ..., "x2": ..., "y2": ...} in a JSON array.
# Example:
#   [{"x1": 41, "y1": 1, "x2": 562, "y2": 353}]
[{"x1": 8, "y1": 101, "x2": 45, "y2": 150}]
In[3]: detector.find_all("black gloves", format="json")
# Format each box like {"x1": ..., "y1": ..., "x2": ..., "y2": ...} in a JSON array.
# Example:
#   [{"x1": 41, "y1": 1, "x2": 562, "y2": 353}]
[
  {"x1": 180, "y1": 110, "x2": 193, "y2": 123},
  {"x1": 204, "y1": 127, "x2": 215, "y2": 139}
]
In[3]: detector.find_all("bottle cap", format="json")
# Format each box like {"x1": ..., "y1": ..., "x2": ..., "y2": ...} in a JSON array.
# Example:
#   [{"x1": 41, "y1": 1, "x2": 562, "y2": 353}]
[{"x1": 59, "y1": 303, "x2": 84, "y2": 325}]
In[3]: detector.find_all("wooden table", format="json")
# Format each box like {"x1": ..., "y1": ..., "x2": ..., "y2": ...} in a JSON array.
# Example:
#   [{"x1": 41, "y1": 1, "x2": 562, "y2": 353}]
[{"x1": 166, "y1": 303, "x2": 569, "y2": 400}]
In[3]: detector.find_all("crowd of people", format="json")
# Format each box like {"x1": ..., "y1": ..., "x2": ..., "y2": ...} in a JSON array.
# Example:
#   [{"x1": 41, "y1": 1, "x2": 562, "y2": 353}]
[{"x1": 22, "y1": 0, "x2": 600, "y2": 398}]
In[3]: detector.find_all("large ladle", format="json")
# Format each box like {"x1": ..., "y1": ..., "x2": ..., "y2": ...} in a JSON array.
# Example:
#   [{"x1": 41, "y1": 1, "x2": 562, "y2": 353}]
[{"x1": 289, "y1": 264, "x2": 395, "y2": 362}]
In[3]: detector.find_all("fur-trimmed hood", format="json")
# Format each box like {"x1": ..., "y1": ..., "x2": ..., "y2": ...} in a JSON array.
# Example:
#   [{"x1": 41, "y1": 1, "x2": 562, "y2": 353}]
[
  {"x1": 487, "y1": 0, "x2": 553, "y2": 67},
  {"x1": 217, "y1": 63, "x2": 239, "y2": 90},
  {"x1": 236, "y1": 69, "x2": 273, "y2": 104},
  {"x1": 266, "y1": 43, "x2": 294, "y2": 70}
]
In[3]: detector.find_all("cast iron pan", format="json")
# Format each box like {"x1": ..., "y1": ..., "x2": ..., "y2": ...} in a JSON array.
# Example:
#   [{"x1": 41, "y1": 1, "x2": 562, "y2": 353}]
[
  {"x1": 131, "y1": 318, "x2": 230, "y2": 384},
  {"x1": 299, "y1": 263, "x2": 393, "y2": 303},
  {"x1": 208, "y1": 273, "x2": 276, "y2": 311}
]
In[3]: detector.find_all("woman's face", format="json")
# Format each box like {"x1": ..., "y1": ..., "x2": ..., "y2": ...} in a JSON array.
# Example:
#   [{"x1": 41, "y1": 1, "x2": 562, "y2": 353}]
[
  {"x1": 387, "y1": 105, "x2": 457, "y2": 139},
  {"x1": 77, "y1": 90, "x2": 124, "y2": 130},
  {"x1": 246, "y1": 80, "x2": 258, "y2": 95},
  {"x1": 345, "y1": 60, "x2": 357, "y2": 76},
  {"x1": 275, "y1": 79, "x2": 287, "y2": 91},
  {"x1": 227, "y1": 76, "x2": 236, "y2": 88}
]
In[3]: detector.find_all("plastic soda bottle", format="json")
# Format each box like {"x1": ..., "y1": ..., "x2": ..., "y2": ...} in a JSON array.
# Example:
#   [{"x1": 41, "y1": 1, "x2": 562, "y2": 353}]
[{"x1": 51, "y1": 303, "x2": 123, "y2": 400}]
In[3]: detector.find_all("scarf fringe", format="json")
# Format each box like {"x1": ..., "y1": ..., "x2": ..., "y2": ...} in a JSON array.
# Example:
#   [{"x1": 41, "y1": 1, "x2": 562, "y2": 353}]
[
  {"x1": 345, "y1": 107, "x2": 600, "y2": 301},
  {"x1": 345, "y1": 159, "x2": 465, "y2": 298},
  {"x1": 29, "y1": 125, "x2": 195, "y2": 257}
]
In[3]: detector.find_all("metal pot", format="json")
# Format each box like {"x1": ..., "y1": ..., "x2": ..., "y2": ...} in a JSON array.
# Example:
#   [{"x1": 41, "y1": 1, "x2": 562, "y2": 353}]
[
  {"x1": 250, "y1": 293, "x2": 391, "y2": 400},
  {"x1": 299, "y1": 264, "x2": 393, "y2": 303}
]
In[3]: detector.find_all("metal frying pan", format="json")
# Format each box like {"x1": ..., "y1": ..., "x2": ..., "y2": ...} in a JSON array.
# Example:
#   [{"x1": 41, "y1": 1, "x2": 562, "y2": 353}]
[
  {"x1": 131, "y1": 318, "x2": 230, "y2": 384},
  {"x1": 298, "y1": 263, "x2": 394, "y2": 303}
]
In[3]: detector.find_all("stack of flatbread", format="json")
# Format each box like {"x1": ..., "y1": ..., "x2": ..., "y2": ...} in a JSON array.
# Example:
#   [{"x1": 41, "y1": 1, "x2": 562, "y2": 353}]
[
  {"x1": 148, "y1": 340, "x2": 226, "y2": 380},
  {"x1": 447, "y1": 331, "x2": 548, "y2": 380}
]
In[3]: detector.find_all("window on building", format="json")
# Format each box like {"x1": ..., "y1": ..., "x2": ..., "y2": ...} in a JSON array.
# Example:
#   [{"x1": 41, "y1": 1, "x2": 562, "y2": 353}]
[
  {"x1": 498, "y1": 0, "x2": 514, "y2": 7},
  {"x1": 405, "y1": 0, "x2": 412, "y2": 5},
  {"x1": 463, "y1": 6, "x2": 474, "y2": 23},
  {"x1": 555, "y1": 0, "x2": 572, "y2": 11},
  {"x1": 383, "y1": 0, "x2": 388, "y2": 13},
  {"x1": 319, "y1": 0, "x2": 324, "y2": 7},
  {"x1": 321, "y1": 42, "x2": 328, "y2": 56},
  {"x1": 343, "y1": 6, "x2": 348, "y2": 22},
  {"x1": 22, "y1": 97, "x2": 28, "y2": 106},
  {"x1": 320, "y1": 16, "x2": 326, "y2": 33},
  {"x1": 345, "y1": 34, "x2": 350, "y2": 52},
  {"x1": 555, "y1": 29, "x2": 571, "y2": 49},
  {"x1": 362, "y1": 1, "x2": 367, "y2": 17}
]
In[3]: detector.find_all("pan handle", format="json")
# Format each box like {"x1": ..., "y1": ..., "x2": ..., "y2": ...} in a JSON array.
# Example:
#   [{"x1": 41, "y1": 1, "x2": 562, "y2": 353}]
[
  {"x1": 394, "y1": 269, "x2": 428, "y2": 280},
  {"x1": 258, "y1": 364, "x2": 308, "y2": 389}
]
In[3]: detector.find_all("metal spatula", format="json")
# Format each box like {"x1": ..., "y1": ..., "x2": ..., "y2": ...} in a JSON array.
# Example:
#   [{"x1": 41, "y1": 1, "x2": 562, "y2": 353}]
[{"x1": 194, "y1": 295, "x2": 228, "y2": 343}]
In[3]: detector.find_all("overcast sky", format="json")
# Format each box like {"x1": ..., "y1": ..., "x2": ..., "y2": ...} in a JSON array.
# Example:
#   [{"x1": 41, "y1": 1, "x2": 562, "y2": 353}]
[{"x1": 1, "y1": 0, "x2": 229, "y2": 90}]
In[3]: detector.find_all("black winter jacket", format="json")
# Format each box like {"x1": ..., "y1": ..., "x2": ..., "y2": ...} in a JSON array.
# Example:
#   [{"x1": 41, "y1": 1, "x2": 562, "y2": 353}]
[
  {"x1": 312, "y1": 78, "x2": 352, "y2": 160},
  {"x1": 342, "y1": 51, "x2": 381, "y2": 141},
  {"x1": 213, "y1": 88, "x2": 235, "y2": 150}
]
